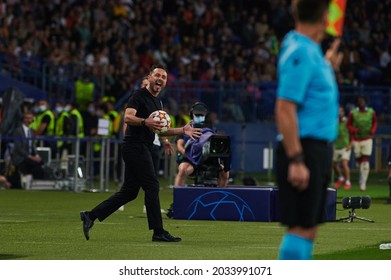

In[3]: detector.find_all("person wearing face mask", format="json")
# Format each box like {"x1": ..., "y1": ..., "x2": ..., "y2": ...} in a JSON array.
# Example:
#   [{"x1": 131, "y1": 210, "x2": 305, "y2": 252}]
[
  {"x1": 33, "y1": 100, "x2": 56, "y2": 158},
  {"x1": 83, "y1": 102, "x2": 98, "y2": 137},
  {"x1": 173, "y1": 102, "x2": 230, "y2": 188},
  {"x1": 64, "y1": 103, "x2": 85, "y2": 156},
  {"x1": 54, "y1": 101, "x2": 71, "y2": 159},
  {"x1": 65, "y1": 103, "x2": 85, "y2": 140}
]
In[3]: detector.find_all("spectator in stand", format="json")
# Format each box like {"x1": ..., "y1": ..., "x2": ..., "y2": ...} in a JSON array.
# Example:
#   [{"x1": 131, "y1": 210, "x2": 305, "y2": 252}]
[
  {"x1": 1, "y1": 0, "x2": 391, "y2": 102},
  {"x1": 222, "y1": 96, "x2": 245, "y2": 122},
  {"x1": 75, "y1": 72, "x2": 95, "y2": 114}
]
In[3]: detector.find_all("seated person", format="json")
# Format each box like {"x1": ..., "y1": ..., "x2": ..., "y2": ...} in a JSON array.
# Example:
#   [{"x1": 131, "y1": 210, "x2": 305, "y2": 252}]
[
  {"x1": 11, "y1": 112, "x2": 45, "y2": 179},
  {"x1": 174, "y1": 102, "x2": 230, "y2": 188}
]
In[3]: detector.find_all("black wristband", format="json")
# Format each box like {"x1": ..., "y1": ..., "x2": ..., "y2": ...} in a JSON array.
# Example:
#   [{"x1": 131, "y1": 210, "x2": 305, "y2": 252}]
[
  {"x1": 289, "y1": 153, "x2": 305, "y2": 164},
  {"x1": 141, "y1": 119, "x2": 146, "y2": 126}
]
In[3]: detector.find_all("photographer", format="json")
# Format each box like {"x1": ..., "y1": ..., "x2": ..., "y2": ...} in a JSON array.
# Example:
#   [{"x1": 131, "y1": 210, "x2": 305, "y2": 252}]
[{"x1": 174, "y1": 102, "x2": 230, "y2": 188}]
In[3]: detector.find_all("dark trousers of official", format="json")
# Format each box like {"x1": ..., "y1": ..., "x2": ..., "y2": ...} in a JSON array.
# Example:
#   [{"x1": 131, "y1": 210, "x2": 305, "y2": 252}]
[
  {"x1": 276, "y1": 138, "x2": 332, "y2": 228},
  {"x1": 91, "y1": 142, "x2": 163, "y2": 230},
  {"x1": 18, "y1": 158, "x2": 45, "y2": 179}
]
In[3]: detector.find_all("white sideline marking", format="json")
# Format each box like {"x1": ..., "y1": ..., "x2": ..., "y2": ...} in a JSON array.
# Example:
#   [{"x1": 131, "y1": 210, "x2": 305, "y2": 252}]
[
  {"x1": 344, "y1": 227, "x2": 391, "y2": 231},
  {"x1": 99, "y1": 222, "x2": 126, "y2": 225},
  {"x1": 14, "y1": 241, "x2": 75, "y2": 245},
  {"x1": 0, "y1": 220, "x2": 27, "y2": 223}
]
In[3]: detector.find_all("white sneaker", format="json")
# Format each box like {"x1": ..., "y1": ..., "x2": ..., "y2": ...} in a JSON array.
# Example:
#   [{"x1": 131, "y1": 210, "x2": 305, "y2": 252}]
[{"x1": 360, "y1": 184, "x2": 366, "y2": 192}]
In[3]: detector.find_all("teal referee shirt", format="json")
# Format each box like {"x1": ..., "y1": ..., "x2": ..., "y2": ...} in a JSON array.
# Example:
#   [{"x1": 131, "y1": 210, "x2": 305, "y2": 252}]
[{"x1": 277, "y1": 31, "x2": 339, "y2": 142}]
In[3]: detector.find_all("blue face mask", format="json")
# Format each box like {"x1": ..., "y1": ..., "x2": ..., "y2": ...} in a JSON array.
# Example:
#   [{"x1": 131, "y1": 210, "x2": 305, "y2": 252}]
[{"x1": 193, "y1": 115, "x2": 205, "y2": 124}]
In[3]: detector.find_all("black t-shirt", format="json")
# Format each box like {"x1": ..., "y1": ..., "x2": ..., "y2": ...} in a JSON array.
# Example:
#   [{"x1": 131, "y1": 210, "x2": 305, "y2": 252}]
[{"x1": 124, "y1": 88, "x2": 163, "y2": 144}]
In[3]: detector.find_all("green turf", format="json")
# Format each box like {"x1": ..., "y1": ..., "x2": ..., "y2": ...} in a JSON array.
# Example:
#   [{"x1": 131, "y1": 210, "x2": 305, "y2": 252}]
[{"x1": 0, "y1": 171, "x2": 390, "y2": 260}]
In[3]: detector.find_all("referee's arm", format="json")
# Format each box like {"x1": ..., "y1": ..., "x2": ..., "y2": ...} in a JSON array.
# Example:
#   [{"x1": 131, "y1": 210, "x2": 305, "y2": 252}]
[
  {"x1": 275, "y1": 99, "x2": 309, "y2": 191},
  {"x1": 275, "y1": 99, "x2": 302, "y2": 158}
]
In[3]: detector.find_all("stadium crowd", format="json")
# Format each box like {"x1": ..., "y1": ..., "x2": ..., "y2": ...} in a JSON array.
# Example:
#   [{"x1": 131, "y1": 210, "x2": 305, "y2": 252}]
[{"x1": 0, "y1": 0, "x2": 390, "y2": 105}]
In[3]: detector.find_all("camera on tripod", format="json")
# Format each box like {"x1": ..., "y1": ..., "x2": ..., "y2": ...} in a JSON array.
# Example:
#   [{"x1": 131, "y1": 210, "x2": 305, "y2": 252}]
[
  {"x1": 339, "y1": 196, "x2": 374, "y2": 223},
  {"x1": 342, "y1": 196, "x2": 371, "y2": 210}
]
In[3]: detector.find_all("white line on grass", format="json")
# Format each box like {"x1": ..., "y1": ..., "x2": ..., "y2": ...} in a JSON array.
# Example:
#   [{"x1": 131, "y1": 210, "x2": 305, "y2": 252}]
[{"x1": 344, "y1": 227, "x2": 391, "y2": 231}]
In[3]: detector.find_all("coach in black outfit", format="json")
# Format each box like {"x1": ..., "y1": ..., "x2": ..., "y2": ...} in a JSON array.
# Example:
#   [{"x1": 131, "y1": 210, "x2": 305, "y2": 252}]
[{"x1": 80, "y1": 65, "x2": 201, "y2": 242}]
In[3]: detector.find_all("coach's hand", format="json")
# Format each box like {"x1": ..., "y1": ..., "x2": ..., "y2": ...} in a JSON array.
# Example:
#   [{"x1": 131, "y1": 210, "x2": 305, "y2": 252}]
[
  {"x1": 163, "y1": 139, "x2": 175, "y2": 155},
  {"x1": 288, "y1": 162, "x2": 309, "y2": 191},
  {"x1": 183, "y1": 122, "x2": 202, "y2": 140}
]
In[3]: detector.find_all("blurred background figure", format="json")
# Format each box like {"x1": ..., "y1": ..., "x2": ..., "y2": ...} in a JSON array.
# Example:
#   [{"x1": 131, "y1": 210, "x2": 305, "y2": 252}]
[
  {"x1": 32, "y1": 100, "x2": 56, "y2": 159},
  {"x1": 347, "y1": 96, "x2": 377, "y2": 191},
  {"x1": 0, "y1": 175, "x2": 11, "y2": 189},
  {"x1": 11, "y1": 112, "x2": 45, "y2": 180},
  {"x1": 332, "y1": 106, "x2": 352, "y2": 190}
]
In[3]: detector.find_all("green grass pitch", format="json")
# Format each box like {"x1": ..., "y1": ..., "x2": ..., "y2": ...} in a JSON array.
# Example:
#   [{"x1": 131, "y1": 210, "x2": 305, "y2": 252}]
[{"x1": 0, "y1": 172, "x2": 390, "y2": 260}]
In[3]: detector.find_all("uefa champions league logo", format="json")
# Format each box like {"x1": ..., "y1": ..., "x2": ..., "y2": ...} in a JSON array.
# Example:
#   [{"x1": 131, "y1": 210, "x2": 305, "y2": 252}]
[{"x1": 186, "y1": 190, "x2": 256, "y2": 221}]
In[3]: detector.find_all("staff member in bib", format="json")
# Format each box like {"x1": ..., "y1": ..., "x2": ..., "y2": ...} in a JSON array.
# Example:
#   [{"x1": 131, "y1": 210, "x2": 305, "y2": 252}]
[
  {"x1": 333, "y1": 106, "x2": 352, "y2": 190},
  {"x1": 347, "y1": 95, "x2": 377, "y2": 192}
]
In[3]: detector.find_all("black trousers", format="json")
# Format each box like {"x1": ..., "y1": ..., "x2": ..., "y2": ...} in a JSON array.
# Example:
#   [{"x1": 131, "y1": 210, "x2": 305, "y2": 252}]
[
  {"x1": 91, "y1": 142, "x2": 163, "y2": 230},
  {"x1": 150, "y1": 144, "x2": 161, "y2": 176},
  {"x1": 18, "y1": 158, "x2": 45, "y2": 179},
  {"x1": 276, "y1": 138, "x2": 332, "y2": 228}
]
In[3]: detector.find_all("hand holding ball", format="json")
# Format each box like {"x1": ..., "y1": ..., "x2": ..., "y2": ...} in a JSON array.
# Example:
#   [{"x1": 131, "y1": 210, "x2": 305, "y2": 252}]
[{"x1": 149, "y1": 110, "x2": 171, "y2": 134}]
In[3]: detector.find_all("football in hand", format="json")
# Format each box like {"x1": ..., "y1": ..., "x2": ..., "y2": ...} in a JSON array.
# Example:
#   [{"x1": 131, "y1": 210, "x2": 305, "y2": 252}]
[{"x1": 149, "y1": 110, "x2": 171, "y2": 134}]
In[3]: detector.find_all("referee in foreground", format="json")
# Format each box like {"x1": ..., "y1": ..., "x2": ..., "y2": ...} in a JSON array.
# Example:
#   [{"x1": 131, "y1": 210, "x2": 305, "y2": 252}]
[{"x1": 275, "y1": 0, "x2": 342, "y2": 260}]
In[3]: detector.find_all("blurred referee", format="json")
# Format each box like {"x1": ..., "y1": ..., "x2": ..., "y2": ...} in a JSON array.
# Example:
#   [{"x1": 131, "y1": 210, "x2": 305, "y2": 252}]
[{"x1": 275, "y1": 0, "x2": 342, "y2": 259}]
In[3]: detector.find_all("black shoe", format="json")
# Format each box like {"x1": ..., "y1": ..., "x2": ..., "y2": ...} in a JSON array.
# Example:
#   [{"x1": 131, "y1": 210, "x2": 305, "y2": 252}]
[
  {"x1": 80, "y1": 211, "x2": 94, "y2": 241},
  {"x1": 152, "y1": 230, "x2": 182, "y2": 242},
  {"x1": 166, "y1": 203, "x2": 174, "y2": 219}
]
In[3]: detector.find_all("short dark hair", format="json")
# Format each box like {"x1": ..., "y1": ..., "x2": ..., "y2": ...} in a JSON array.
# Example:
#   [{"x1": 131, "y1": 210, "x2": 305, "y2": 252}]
[
  {"x1": 292, "y1": 0, "x2": 331, "y2": 24},
  {"x1": 149, "y1": 64, "x2": 167, "y2": 73}
]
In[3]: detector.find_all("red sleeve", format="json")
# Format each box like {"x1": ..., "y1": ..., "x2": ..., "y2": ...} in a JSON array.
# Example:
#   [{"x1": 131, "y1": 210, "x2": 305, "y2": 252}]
[
  {"x1": 346, "y1": 112, "x2": 357, "y2": 133},
  {"x1": 371, "y1": 111, "x2": 378, "y2": 134}
]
